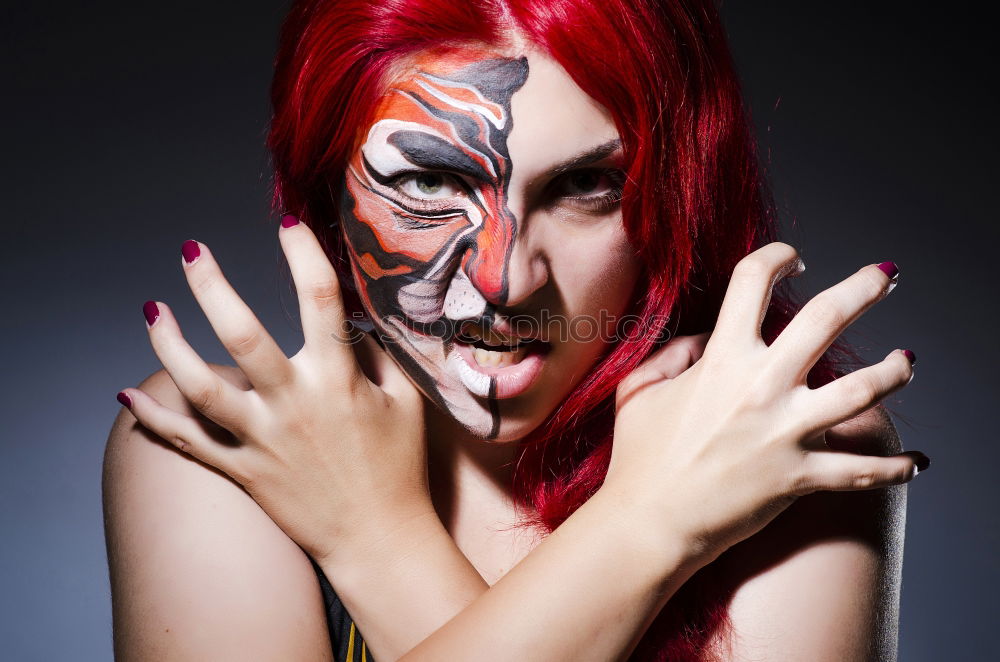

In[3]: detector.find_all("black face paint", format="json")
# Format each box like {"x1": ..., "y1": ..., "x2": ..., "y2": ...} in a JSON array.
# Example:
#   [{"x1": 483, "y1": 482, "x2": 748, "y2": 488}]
[{"x1": 339, "y1": 53, "x2": 530, "y2": 439}]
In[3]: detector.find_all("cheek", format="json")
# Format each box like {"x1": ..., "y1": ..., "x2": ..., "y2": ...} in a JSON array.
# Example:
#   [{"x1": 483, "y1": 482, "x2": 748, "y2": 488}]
[
  {"x1": 552, "y1": 225, "x2": 641, "y2": 324},
  {"x1": 343, "y1": 175, "x2": 464, "y2": 268}
]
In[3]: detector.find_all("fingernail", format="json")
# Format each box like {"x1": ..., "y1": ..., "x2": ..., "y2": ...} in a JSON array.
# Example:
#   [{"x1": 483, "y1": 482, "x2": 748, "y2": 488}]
[
  {"x1": 281, "y1": 214, "x2": 300, "y2": 228},
  {"x1": 916, "y1": 455, "x2": 931, "y2": 472},
  {"x1": 902, "y1": 349, "x2": 917, "y2": 366},
  {"x1": 116, "y1": 391, "x2": 132, "y2": 409},
  {"x1": 143, "y1": 300, "x2": 160, "y2": 327},
  {"x1": 181, "y1": 239, "x2": 201, "y2": 266},
  {"x1": 877, "y1": 261, "x2": 899, "y2": 280}
]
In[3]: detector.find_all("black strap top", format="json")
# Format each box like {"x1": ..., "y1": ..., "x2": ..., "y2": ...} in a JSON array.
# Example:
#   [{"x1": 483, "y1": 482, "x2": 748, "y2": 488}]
[{"x1": 310, "y1": 558, "x2": 375, "y2": 662}]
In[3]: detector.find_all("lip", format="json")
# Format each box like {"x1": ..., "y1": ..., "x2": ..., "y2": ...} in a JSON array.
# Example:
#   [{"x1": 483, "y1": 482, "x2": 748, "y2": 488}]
[{"x1": 448, "y1": 339, "x2": 549, "y2": 399}]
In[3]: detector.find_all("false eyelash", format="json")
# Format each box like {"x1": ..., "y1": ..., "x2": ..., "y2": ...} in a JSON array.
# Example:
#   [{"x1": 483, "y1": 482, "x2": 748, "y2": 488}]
[
  {"x1": 565, "y1": 189, "x2": 624, "y2": 214},
  {"x1": 393, "y1": 212, "x2": 457, "y2": 230},
  {"x1": 558, "y1": 168, "x2": 626, "y2": 214}
]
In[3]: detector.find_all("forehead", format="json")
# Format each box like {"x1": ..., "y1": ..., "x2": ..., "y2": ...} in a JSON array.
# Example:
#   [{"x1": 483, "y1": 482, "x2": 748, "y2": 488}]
[{"x1": 368, "y1": 46, "x2": 618, "y2": 174}]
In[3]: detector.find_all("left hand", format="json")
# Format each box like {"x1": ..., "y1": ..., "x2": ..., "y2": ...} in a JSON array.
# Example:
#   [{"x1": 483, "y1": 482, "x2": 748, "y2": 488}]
[{"x1": 117, "y1": 216, "x2": 428, "y2": 566}]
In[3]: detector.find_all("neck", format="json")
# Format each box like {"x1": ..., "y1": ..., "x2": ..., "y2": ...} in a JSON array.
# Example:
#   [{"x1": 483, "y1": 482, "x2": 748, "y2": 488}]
[{"x1": 424, "y1": 401, "x2": 524, "y2": 532}]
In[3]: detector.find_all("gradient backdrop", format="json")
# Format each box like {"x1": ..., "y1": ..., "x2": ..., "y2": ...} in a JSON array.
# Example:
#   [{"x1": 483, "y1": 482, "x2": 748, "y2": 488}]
[{"x1": 1, "y1": 2, "x2": 996, "y2": 659}]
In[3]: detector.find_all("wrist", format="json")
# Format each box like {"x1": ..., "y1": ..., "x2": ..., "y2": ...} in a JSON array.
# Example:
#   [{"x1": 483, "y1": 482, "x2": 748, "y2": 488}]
[
  {"x1": 591, "y1": 481, "x2": 719, "y2": 576},
  {"x1": 316, "y1": 497, "x2": 445, "y2": 582}
]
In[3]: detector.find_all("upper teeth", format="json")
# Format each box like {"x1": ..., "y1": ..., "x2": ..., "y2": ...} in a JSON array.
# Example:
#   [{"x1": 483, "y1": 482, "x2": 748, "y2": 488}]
[
  {"x1": 463, "y1": 323, "x2": 521, "y2": 347},
  {"x1": 473, "y1": 345, "x2": 528, "y2": 368}
]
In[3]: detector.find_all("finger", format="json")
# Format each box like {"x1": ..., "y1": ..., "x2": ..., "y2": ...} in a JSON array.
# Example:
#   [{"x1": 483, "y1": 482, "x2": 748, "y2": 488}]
[
  {"x1": 116, "y1": 386, "x2": 246, "y2": 478},
  {"x1": 180, "y1": 239, "x2": 294, "y2": 392},
  {"x1": 769, "y1": 261, "x2": 899, "y2": 385},
  {"x1": 796, "y1": 448, "x2": 929, "y2": 494},
  {"x1": 277, "y1": 216, "x2": 361, "y2": 375},
  {"x1": 618, "y1": 332, "x2": 710, "y2": 400},
  {"x1": 143, "y1": 299, "x2": 256, "y2": 435},
  {"x1": 710, "y1": 242, "x2": 804, "y2": 351},
  {"x1": 792, "y1": 348, "x2": 915, "y2": 438}
]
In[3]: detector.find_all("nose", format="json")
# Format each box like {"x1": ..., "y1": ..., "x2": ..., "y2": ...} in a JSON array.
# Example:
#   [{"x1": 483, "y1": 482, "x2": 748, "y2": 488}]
[
  {"x1": 496, "y1": 230, "x2": 549, "y2": 308},
  {"x1": 460, "y1": 206, "x2": 548, "y2": 309}
]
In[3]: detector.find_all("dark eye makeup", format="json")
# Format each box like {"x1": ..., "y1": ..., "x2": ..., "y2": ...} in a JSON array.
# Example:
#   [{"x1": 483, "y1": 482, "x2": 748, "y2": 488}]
[
  {"x1": 547, "y1": 168, "x2": 624, "y2": 215},
  {"x1": 381, "y1": 166, "x2": 625, "y2": 218}
]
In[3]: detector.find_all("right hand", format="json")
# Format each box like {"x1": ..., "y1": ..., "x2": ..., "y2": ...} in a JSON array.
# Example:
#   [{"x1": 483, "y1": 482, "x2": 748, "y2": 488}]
[
  {"x1": 118, "y1": 217, "x2": 429, "y2": 568},
  {"x1": 606, "y1": 242, "x2": 926, "y2": 562}
]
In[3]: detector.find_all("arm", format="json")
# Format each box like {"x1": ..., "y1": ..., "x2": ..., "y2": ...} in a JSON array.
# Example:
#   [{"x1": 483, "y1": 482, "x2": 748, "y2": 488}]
[
  {"x1": 107, "y1": 366, "x2": 704, "y2": 662},
  {"x1": 103, "y1": 366, "x2": 334, "y2": 661},
  {"x1": 339, "y1": 486, "x2": 708, "y2": 662},
  {"x1": 708, "y1": 405, "x2": 907, "y2": 661},
  {"x1": 126, "y1": 240, "x2": 926, "y2": 661},
  {"x1": 354, "y1": 406, "x2": 909, "y2": 662}
]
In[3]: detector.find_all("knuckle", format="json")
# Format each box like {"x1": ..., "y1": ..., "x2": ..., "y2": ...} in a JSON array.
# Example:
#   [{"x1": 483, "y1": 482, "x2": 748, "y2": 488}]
[
  {"x1": 227, "y1": 329, "x2": 262, "y2": 359},
  {"x1": 188, "y1": 380, "x2": 223, "y2": 413},
  {"x1": 188, "y1": 271, "x2": 217, "y2": 298},
  {"x1": 852, "y1": 470, "x2": 878, "y2": 490},
  {"x1": 849, "y1": 374, "x2": 883, "y2": 409},
  {"x1": 770, "y1": 242, "x2": 801, "y2": 266},
  {"x1": 788, "y1": 465, "x2": 814, "y2": 496},
  {"x1": 733, "y1": 253, "x2": 770, "y2": 281},
  {"x1": 169, "y1": 432, "x2": 192, "y2": 454},
  {"x1": 304, "y1": 278, "x2": 342, "y2": 307},
  {"x1": 734, "y1": 243, "x2": 800, "y2": 284},
  {"x1": 801, "y1": 295, "x2": 848, "y2": 333}
]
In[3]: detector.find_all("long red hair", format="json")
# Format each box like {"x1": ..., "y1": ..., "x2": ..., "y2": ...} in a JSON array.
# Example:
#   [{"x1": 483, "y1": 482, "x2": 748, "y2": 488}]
[{"x1": 268, "y1": 1, "x2": 860, "y2": 659}]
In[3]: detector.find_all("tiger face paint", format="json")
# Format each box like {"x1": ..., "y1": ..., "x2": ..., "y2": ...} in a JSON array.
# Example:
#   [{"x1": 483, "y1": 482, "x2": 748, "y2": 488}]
[{"x1": 339, "y1": 48, "x2": 641, "y2": 441}]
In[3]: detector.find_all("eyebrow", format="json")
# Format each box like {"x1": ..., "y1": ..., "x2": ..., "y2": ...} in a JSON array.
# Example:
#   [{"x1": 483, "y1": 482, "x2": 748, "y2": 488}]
[
  {"x1": 387, "y1": 130, "x2": 492, "y2": 181},
  {"x1": 546, "y1": 139, "x2": 623, "y2": 176}
]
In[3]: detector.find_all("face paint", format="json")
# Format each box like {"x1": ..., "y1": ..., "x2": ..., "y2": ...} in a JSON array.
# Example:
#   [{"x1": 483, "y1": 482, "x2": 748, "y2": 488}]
[
  {"x1": 339, "y1": 47, "x2": 641, "y2": 441},
  {"x1": 340, "y1": 50, "x2": 531, "y2": 438}
]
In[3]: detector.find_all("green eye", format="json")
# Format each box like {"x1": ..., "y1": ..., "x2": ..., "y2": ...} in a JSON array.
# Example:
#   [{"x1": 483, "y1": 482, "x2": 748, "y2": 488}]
[
  {"x1": 394, "y1": 172, "x2": 464, "y2": 200},
  {"x1": 415, "y1": 174, "x2": 444, "y2": 194}
]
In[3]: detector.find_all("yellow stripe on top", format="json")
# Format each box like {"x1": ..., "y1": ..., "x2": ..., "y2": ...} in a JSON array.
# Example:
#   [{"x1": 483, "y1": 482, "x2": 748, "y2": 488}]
[
  {"x1": 361, "y1": 640, "x2": 367, "y2": 662},
  {"x1": 347, "y1": 622, "x2": 356, "y2": 661}
]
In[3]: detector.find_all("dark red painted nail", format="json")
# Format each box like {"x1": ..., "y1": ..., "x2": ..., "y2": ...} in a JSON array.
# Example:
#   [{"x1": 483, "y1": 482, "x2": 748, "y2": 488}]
[
  {"x1": 181, "y1": 240, "x2": 201, "y2": 265},
  {"x1": 902, "y1": 349, "x2": 916, "y2": 366},
  {"x1": 143, "y1": 300, "x2": 160, "y2": 327},
  {"x1": 916, "y1": 455, "x2": 931, "y2": 472},
  {"x1": 281, "y1": 214, "x2": 300, "y2": 228},
  {"x1": 877, "y1": 261, "x2": 899, "y2": 279},
  {"x1": 116, "y1": 391, "x2": 132, "y2": 409}
]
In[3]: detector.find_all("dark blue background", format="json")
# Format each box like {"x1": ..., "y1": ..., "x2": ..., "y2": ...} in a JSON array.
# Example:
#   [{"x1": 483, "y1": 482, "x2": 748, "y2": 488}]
[{"x1": 1, "y1": 2, "x2": 995, "y2": 659}]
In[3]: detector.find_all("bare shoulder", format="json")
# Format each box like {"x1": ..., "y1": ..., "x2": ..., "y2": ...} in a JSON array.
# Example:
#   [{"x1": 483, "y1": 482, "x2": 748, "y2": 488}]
[
  {"x1": 103, "y1": 363, "x2": 333, "y2": 661},
  {"x1": 707, "y1": 405, "x2": 907, "y2": 661}
]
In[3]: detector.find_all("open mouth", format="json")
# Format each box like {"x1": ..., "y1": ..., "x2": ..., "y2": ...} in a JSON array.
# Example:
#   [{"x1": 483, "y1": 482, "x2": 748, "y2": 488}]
[{"x1": 454, "y1": 323, "x2": 550, "y2": 369}]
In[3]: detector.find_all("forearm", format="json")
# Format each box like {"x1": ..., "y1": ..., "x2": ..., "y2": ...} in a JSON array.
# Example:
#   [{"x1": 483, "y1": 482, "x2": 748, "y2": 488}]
[
  {"x1": 394, "y1": 488, "x2": 707, "y2": 662},
  {"x1": 318, "y1": 502, "x2": 489, "y2": 661}
]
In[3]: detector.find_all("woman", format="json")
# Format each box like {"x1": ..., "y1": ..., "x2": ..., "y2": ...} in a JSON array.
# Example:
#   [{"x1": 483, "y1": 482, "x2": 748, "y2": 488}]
[{"x1": 103, "y1": 0, "x2": 929, "y2": 659}]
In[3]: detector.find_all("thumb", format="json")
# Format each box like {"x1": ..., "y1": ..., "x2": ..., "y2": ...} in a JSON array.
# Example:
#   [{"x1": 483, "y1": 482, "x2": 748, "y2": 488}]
[
  {"x1": 618, "y1": 332, "x2": 711, "y2": 401},
  {"x1": 352, "y1": 327, "x2": 421, "y2": 402}
]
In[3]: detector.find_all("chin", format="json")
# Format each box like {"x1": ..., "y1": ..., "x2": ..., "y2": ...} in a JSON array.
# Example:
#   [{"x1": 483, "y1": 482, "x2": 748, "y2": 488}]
[{"x1": 476, "y1": 413, "x2": 547, "y2": 443}]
